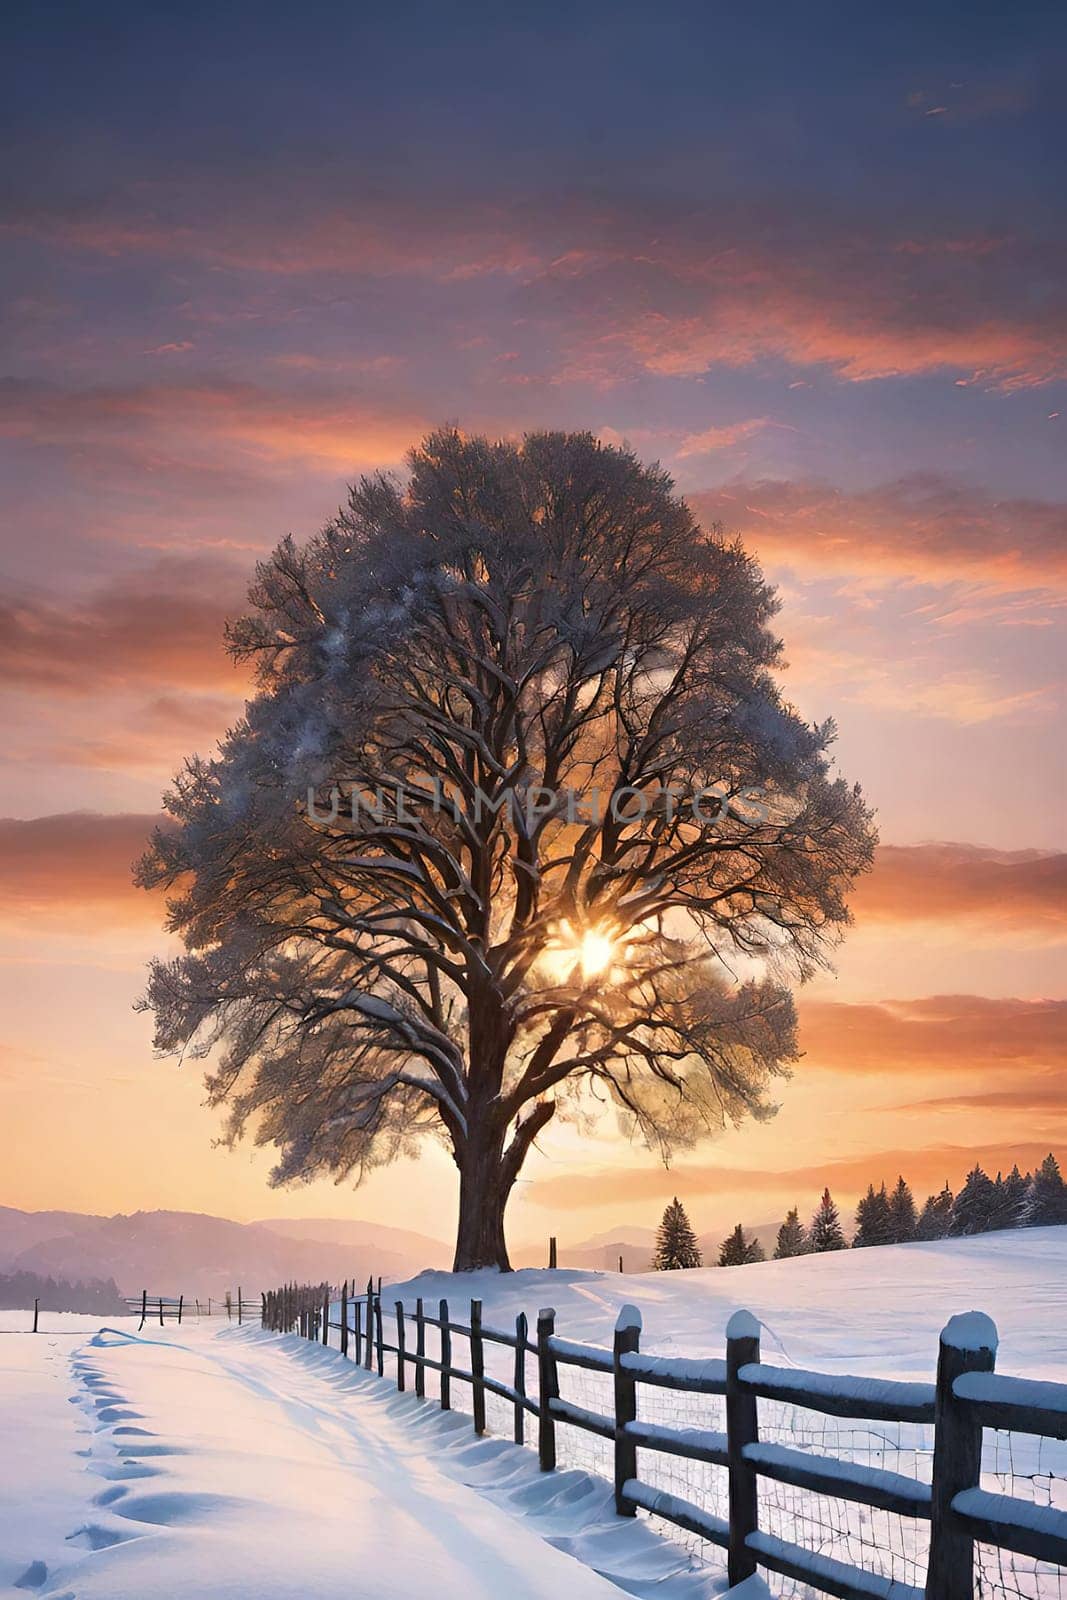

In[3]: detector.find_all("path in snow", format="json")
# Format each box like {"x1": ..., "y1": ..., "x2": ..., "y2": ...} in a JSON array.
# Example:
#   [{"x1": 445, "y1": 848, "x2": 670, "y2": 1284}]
[{"x1": 0, "y1": 1322, "x2": 721, "y2": 1600}]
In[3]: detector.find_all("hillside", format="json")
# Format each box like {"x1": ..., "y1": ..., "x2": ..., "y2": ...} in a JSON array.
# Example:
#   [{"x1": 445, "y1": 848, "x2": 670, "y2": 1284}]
[{"x1": 388, "y1": 1226, "x2": 1067, "y2": 1380}]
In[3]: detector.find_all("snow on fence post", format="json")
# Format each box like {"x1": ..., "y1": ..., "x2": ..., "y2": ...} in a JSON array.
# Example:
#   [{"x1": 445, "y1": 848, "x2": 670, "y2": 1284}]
[
  {"x1": 470, "y1": 1299, "x2": 487, "y2": 1434},
  {"x1": 536, "y1": 1309, "x2": 558, "y2": 1472},
  {"x1": 613, "y1": 1305, "x2": 642, "y2": 1515},
  {"x1": 414, "y1": 1298, "x2": 426, "y2": 1399},
  {"x1": 340, "y1": 1281, "x2": 349, "y2": 1358},
  {"x1": 514, "y1": 1312, "x2": 528, "y2": 1445},
  {"x1": 725, "y1": 1309, "x2": 761, "y2": 1587},
  {"x1": 138, "y1": 1289, "x2": 147, "y2": 1330},
  {"x1": 395, "y1": 1302, "x2": 406, "y2": 1390},
  {"x1": 364, "y1": 1279, "x2": 375, "y2": 1371},
  {"x1": 439, "y1": 1299, "x2": 452, "y2": 1411},
  {"x1": 925, "y1": 1311, "x2": 998, "y2": 1600}
]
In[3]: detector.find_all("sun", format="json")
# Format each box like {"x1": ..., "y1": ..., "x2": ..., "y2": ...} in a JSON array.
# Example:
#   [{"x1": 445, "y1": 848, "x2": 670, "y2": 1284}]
[
  {"x1": 576, "y1": 927, "x2": 615, "y2": 977},
  {"x1": 539, "y1": 919, "x2": 623, "y2": 984}
]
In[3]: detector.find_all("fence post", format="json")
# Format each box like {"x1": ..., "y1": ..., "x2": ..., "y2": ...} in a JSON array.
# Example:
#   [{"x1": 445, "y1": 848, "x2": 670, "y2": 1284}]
[
  {"x1": 238, "y1": 1287, "x2": 243, "y2": 1326},
  {"x1": 395, "y1": 1302, "x2": 406, "y2": 1391},
  {"x1": 353, "y1": 1297, "x2": 362, "y2": 1365},
  {"x1": 33, "y1": 1297, "x2": 39, "y2": 1334},
  {"x1": 925, "y1": 1312, "x2": 997, "y2": 1600},
  {"x1": 138, "y1": 1289, "x2": 147, "y2": 1331},
  {"x1": 470, "y1": 1299, "x2": 486, "y2": 1434},
  {"x1": 414, "y1": 1298, "x2": 425, "y2": 1399},
  {"x1": 440, "y1": 1298, "x2": 452, "y2": 1411},
  {"x1": 725, "y1": 1309, "x2": 760, "y2": 1587},
  {"x1": 177, "y1": 1294, "x2": 183, "y2": 1326},
  {"x1": 158, "y1": 1296, "x2": 164, "y2": 1328},
  {"x1": 375, "y1": 1291, "x2": 384, "y2": 1376},
  {"x1": 322, "y1": 1288, "x2": 330, "y2": 1346},
  {"x1": 548, "y1": 1236, "x2": 557, "y2": 1270},
  {"x1": 613, "y1": 1305, "x2": 642, "y2": 1515},
  {"x1": 514, "y1": 1312, "x2": 528, "y2": 1445},
  {"x1": 364, "y1": 1278, "x2": 374, "y2": 1371},
  {"x1": 536, "y1": 1308, "x2": 558, "y2": 1471},
  {"x1": 340, "y1": 1282, "x2": 349, "y2": 1358}
]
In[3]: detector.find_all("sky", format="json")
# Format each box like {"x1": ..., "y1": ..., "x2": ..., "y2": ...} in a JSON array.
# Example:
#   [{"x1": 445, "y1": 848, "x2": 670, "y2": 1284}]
[{"x1": 0, "y1": 0, "x2": 1064, "y2": 1252}]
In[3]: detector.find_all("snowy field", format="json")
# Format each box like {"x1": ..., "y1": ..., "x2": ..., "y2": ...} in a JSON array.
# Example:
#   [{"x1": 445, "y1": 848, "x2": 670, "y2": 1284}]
[
  {"x1": 2, "y1": 1231, "x2": 1065, "y2": 1600},
  {"x1": 0, "y1": 1317, "x2": 713, "y2": 1600},
  {"x1": 386, "y1": 1228, "x2": 1067, "y2": 1380}
]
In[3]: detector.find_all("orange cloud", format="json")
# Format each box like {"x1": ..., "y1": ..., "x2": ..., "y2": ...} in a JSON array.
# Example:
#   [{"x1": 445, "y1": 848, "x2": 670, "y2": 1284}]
[
  {"x1": 798, "y1": 994, "x2": 1067, "y2": 1074},
  {"x1": 691, "y1": 474, "x2": 1067, "y2": 592},
  {"x1": 0, "y1": 556, "x2": 249, "y2": 695},
  {"x1": 0, "y1": 812, "x2": 167, "y2": 928},
  {"x1": 7, "y1": 183, "x2": 1063, "y2": 390},
  {"x1": 857, "y1": 844, "x2": 1067, "y2": 938},
  {"x1": 0, "y1": 378, "x2": 426, "y2": 474},
  {"x1": 530, "y1": 1142, "x2": 1064, "y2": 1212}
]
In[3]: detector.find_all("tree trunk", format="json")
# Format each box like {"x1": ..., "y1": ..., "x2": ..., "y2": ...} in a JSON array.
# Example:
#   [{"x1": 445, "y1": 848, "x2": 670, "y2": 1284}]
[{"x1": 453, "y1": 1134, "x2": 513, "y2": 1272}]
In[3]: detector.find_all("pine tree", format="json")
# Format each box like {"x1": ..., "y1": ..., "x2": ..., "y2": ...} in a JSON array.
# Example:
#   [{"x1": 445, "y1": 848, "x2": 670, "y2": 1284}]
[
  {"x1": 1028, "y1": 1154, "x2": 1067, "y2": 1226},
  {"x1": 773, "y1": 1206, "x2": 808, "y2": 1259},
  {"x1": 719, "y1": 1223, "x2": 764, "y2": 1266},
  {"x1": 853, "y1": 1183, "x2": 893, "y2": 1247},
  {"x1": 809, "y1": 1187, "x2": 846, "y2": 1252},
  {"x1": 888, "y1": 1175, "x2": 917, "y2": 1244},
  {"x1": 915, "y1": 1183, "x2": 953, "y2": 1241},
  {"x1": 999, "y1": 1164, "x2": 1032, "y2": 1228},
  {"x1": 653, "y1": 1197, "x2": 703, "y2": 1269},
  {"x1": 951, "y1": 1165, "x2": 998, "y2": 1236}
]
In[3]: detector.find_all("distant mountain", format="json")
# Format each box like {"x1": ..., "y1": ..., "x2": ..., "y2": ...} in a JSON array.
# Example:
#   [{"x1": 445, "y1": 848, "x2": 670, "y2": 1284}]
[
  {"x1": 255, "y1": 1217, "x2": 447, "y2": 1267},
  {"x1": 0, "y1": 1205, "x2": 104, "y2": 1266},
  {"x1": 0, "y1": 1207, "x2": 448, "y2": 1299}
]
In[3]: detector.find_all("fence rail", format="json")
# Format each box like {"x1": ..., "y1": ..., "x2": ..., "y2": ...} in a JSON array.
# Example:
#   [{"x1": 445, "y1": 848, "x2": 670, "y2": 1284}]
[
  {"x1": 262, "y1": 1283, "x2": 1067, "y2": 1600},
  {"x1": 123, "y1": 1288, "x2": 259, "y2": 1328}
]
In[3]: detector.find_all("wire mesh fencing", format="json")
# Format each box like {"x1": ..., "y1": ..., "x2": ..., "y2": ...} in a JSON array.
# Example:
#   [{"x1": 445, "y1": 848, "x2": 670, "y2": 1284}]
[{"x1": 268, "y1": 1283, "x2": 1067, "y2": 1600}]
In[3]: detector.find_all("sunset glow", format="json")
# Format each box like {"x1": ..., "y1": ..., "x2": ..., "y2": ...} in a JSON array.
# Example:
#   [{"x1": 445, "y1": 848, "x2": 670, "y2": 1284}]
[{"x1": 0, "y1": 2, "x2": 1062, "y2": 1257}]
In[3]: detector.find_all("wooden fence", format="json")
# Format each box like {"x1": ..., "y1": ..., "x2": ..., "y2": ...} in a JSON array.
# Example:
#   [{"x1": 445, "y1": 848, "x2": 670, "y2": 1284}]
[
  {"x1": 263, "y1": 1286, "x2": 1067, "y2": 1600},
  {"x1": 124, "y1": 1288, "x2": 258, "y2": 1327}
]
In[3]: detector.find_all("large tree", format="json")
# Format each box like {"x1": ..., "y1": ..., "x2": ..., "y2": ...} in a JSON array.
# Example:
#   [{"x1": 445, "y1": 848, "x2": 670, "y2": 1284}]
[{"x1": 137, "y1": 429, "x2": 875, "y2": 1270}]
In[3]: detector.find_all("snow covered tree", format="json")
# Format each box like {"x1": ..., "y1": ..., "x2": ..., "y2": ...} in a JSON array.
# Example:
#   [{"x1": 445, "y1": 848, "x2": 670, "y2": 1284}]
[
  {"x1": 887, "y1": 1175, "x2": 917, "y2": 1244},
  {"x1": 951, "y1": 1165, "x2": 998, "y2": 1236},
  {"x1": 773, "y1": 1205, "x2": 808, "y2": 1259},
  {"x1": 1028, "y1": 1153, "x2": 1067, "y2": 1226},
  {"x1": 853, "y1": 1182, "x2": 893, "y2": 1248},
  {"x1": 915, "y1": 1183, "x2": 953, "y2": 1241},
  {"x1": 137, "y1": 428, "x2": 875, "y2": 1271},
  {"x1": 653, "y1": 1197, "x2": 703, "y2": 1269},
  {"x1": 987, "y1": 1167, "x2": 1029, "y2": 1231},
  {"x1": 718, "y1": 1223, "x2": 764, "y2": 1266},
  {"x1": 809, "y1": 1187, "x2": 846, "y2": 1252}
]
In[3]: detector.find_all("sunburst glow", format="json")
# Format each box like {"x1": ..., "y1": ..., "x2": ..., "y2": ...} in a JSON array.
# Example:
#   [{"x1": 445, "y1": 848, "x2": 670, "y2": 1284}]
[{"x1": 539, "y1": 920, "x2": 624, "y2": 984}]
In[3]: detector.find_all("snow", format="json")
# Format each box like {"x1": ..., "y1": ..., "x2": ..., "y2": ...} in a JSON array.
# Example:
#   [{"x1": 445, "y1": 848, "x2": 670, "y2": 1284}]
[
  {"x1": 952, "y1": 1485, "x2": 1067, "y2": 1538},
  {"x1": 4, "y1": 1231, "x2": 1067, "y2": 1600},
  {"x1": 616, "y1": 1303, "x2": 642, "y2": 1333},
  {"x1": 386, "y1": 1227, "x2": 1067, "y2": 1381},
  {"x1": 0, "y1": 1320, "x2": 722, "y2": 1600},
  {"x1": 954, "y1": 1369, "x2": 1067, "y2": 1415},
  {"x1": 736, "y1": 1362, "x2": 935, "y2": 1417},
  {"x1": 940, "y1": 1309, "x2": 998, "y2": 1353},
  {"x1": 725, "y1": 1309, "x2": 760, "y2": 1341}
]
